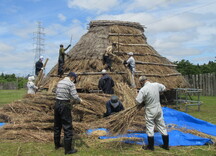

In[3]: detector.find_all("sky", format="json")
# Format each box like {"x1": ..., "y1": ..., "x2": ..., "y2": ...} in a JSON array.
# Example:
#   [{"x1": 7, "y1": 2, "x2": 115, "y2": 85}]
[{"x1": 0, "y1": 0, "x2": 215, "y2": 76}]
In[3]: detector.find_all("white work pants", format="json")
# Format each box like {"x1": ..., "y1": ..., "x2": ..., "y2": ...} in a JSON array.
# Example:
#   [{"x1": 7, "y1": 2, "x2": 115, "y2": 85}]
[{"x1": 145, "y1": 106, "x2": 168, "y2": 136}]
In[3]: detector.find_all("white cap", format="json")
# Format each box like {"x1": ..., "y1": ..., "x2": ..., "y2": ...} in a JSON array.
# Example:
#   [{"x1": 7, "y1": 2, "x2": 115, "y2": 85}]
[
  {"x1": 101, "y1": 69, "x2": 107, "y2": 74},
  {"x1": 28, "y1": 76, "x2": 35, "y2": 81},
  {"x1": 139, "y1": 76, "x2": 147, "y2": 82},
  {"x1": 128, "y1": 52, "x2": 133, "y2": 56},
  {"x1": 39, "y1": 56, "x2": 44, "y2": 60}
]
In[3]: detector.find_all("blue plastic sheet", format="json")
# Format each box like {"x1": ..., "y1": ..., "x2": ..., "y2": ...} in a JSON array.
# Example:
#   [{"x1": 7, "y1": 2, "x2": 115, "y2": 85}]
[
  {"x1": 0, "y1": 123, "x2": 5, "y2": 127},
  {"x1": 163, "y1": 107, "x2": 216, "y2": 136},
  {"x1": 87, "y1": 107, "x2": 216, "y2": 146},
  {"x1": 98, "y1": 130, "x2": 212, "y2": 146}
]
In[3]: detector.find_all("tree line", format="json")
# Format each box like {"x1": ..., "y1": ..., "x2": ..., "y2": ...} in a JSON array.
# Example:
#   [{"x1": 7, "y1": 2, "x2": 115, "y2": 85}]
[
  {"x1": 0, "y1": 73, "x2": 27, "y2": 89},
  {"x1": 174, "y1": 60, "x2": 216, "y2": 75}
]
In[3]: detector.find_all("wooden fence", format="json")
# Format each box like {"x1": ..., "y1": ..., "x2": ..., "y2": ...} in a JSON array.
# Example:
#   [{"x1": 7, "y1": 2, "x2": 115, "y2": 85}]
[
  {"x1": 0, "y1": 82, "x2": 18, "y2": 90},
  {"x1": 184, "y1": 73, "x2": 216, "y2": 96}
]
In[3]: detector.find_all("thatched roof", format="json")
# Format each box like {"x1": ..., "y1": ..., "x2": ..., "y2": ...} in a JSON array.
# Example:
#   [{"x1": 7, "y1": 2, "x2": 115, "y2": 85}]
[{"x1": 42, "y1": 20, "x2": 188, "y2": 90}]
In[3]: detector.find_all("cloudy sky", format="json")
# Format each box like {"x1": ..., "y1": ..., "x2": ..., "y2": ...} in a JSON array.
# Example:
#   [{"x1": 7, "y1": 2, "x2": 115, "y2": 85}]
[{"x1": 0, "y1": 0, "x2": 215, "y2": 76}]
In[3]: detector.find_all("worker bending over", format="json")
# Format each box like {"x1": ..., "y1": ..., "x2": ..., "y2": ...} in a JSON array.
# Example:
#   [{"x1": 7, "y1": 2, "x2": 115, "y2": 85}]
[
  {"x1": 135, "y1": 76, "x2": 169, "y2": 151},
  {"x1": 104, "y1": 95, "x2": 124, "y2": 117}
]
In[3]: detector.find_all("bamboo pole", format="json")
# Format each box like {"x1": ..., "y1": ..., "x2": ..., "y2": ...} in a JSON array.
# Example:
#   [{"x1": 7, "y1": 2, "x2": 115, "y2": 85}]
[
  {"x1": 113, "y1": 51, "x2": 166, "y2": 58},
  {"x1": 108, "y1": 33, "x2": 143, "y2": 36},
  {"x1": 136, "y1": 61, "x2": 177, "y2": 67}
]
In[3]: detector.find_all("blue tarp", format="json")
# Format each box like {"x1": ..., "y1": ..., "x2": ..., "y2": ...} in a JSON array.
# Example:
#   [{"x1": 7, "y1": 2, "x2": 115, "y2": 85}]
[
  {"x1": 0, "y1": 123, "x2": 5, "y2": 127},
  {"x1": 163, "y1": 107, "x2": 216, "y2": 136},
  {"x1": 98, "y1": 130, "x2": 212, "y2": 146},
  {"x1": 87, "y1": 107, "x2": 216, "y2": 146}
]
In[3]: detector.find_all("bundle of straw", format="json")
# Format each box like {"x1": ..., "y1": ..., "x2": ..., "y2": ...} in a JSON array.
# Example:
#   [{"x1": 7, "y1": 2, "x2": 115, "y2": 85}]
[{"x1": 92, "y1": 104, "x2": 144, "y2": 136}]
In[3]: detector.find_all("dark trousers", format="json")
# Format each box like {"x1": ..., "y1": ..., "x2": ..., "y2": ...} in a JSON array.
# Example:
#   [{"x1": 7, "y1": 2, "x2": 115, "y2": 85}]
[
  {"x1": 58, "y1": 59, "x2": 64, "y2": 76},
  {"x1": 54, "y1": 100, "x2": 73, "y2": 145}
]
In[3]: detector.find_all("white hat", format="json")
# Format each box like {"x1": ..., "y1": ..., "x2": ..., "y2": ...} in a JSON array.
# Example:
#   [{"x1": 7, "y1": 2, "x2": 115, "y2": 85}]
[
  {"x1": 139, "y1": 76, "x2": 147, "y2": 82},
  {"x1": 128, "y1": 52, "x2": 133, "y2": 56},
  {"x1": 28, "y1": 76, "x2": 35, "y2": 81},
  {"x1": 39, "y1": 56, "x2": 44, "y2": 60},
  {"x1": 101, "y1": 69, "x2": 107, "y2": 74}
]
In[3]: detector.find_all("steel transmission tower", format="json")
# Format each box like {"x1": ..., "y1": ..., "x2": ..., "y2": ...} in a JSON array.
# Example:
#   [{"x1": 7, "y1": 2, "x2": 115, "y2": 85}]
[{"x1": 33, "y1": 22, "x2": 45, "y2": 75}]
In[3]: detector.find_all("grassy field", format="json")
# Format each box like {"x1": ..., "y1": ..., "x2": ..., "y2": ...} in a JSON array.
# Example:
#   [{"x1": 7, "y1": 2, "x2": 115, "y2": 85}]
[
  {"x1": 0, "y1": 90, "x2": 216, "y2": 156},
  {"x1": 0, "y1": 89, "x2": 26, "y2": 107}
]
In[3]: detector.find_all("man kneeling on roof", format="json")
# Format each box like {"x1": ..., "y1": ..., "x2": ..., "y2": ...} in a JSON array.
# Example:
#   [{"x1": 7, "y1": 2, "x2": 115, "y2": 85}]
[{"x1": 103, "y1": 95, "x2": 124, "y2": 117}]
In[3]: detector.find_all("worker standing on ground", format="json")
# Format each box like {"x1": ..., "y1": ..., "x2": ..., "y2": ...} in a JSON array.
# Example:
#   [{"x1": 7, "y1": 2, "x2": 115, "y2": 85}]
[
  {"x1": 35, "y1": 56, "x2": 44, "y2": 76},
  {"x1": 135, "y1": 76, "x2": 169, "y2": 151},
  {"x1": 27, "y1": 76, "x2": 38, "y2": 94},
  {"x1": 54, "y1": 72, "x2": 81, "y2": 155},
  {"x1": 98, "y1": 69, "x2": 115, "y2": 94},
  {"x1": 123, "y1": 52, "x2": 136, "y2": 87},
  {"x1": 103, "y1": 95, "x2": 124, "y2": 117},
  {"x1": 58, "y1": 44, "x2": 71, "y2": 77}
]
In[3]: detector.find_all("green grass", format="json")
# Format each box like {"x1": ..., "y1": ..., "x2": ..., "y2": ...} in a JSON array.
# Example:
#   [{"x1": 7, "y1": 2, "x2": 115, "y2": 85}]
[
  {"x1": 0, "y1": 89, "x2": 26, "y2": 107},
  {"x1": 0, "y1": 91, "x2": 216, "y2": 156}
]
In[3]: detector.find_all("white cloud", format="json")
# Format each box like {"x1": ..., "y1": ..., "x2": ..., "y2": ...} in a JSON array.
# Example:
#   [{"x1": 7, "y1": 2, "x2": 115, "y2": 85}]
[
  {"x1": 0, "y1": 42, "x2": 15, "y2": 53},
  {"x1": 162, "y1": 48, "x2": 201, "y2": 56},
  {"x1": 58, "y1": 13, "x2": 67, "y2": 22},
  {"x1": 148, "y1": 14, "x2": 201, "y2": 33},
  {"x1": 67, "y1": 0, "x2": 119, "y2": 13},
  {"x1": 125, "y1": 0, "x2": 181, "y2": 11}
]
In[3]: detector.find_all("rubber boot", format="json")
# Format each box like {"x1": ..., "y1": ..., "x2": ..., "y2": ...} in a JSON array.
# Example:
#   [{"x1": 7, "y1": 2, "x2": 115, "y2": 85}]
[
  {"x1": 159, "y1": 135, "x2": 169, "y2": 150},
  {"x1": 142, "y1": 136, "x2": 154, "y2": 151},
  {"x1": 64, "y1": 139, "x2": 77, "y2": 155},
  {"x1": 54, "y1": 136, "x2": 63, "y2": 150}
]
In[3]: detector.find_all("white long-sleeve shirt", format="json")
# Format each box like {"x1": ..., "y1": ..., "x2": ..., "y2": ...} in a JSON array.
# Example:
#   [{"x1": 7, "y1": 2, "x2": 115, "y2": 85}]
[
  {"x1": 136, "y1": 81, "x2": 166, "y2": 109},
  {"x1": 126, "y1": 56, "x2": 135, "y2": 69},
  {"x1": 56, "y1": 77, "x2": 80, "y2": 101}
]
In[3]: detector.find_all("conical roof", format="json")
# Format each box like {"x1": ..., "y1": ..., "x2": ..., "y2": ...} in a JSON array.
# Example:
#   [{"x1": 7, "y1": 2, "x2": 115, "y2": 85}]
[{"x1": 42, "y1": 20, "x2": 188, "y2": 90}]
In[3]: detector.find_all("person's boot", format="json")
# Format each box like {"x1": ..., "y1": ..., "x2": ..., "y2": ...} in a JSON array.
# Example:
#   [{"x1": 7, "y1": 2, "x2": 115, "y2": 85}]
[
  {"x1": 159, "y1": 135, "x2": 169, "y2": 150},
  {"x1": 54, "y1": 136, "x2": 63, "y2": 150},
  {"x1": 64, "y1": 139, "x2": 77, "y2": 155},
  {"x1": 142, "y1": 136, "x2": 154, "y2": 151}
]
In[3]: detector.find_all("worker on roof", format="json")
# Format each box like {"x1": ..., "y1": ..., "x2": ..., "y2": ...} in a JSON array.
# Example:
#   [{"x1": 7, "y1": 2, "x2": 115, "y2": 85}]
[
  {"x1": 35, "y1": 56, "x2": 44, "y2": 76},
  {"x1": 135, "y1": 76, "x2": 169, "y2": 151},
  {"x1": 58, "y1": 44, "x2": 71, "y2": 77},
  {"x1": 103, "y1": 43, "x2": 117, "y2": 72},
  {"x1": 123, "y1": 52, "x2": 136, "y2": 87},
  {"x1": 54, "y1": 72, "x2": 81, "y2": 155},
  {"x1": 103, "y1": 49, "x2": 113, "y2": 72},
  {"x1": 27, "y1": 76, "x2": 38, "y2": 94},
  {"x1": 98, "y1": 69, "x2": 115, "y2": 94},
  {"x1": 103, "y1": 95, "x2": 124, "y2": 117}
]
